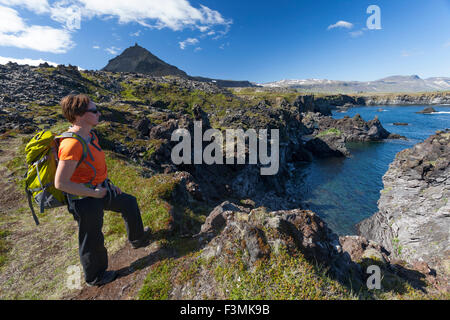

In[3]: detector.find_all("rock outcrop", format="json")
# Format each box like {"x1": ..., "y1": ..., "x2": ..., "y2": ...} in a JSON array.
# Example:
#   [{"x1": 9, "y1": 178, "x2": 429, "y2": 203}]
[
  {"x1": 358, "y1": 129, "x2": 450, "y2": 277},
  {"x1": 415, "y1": 107, "x2": 437, "y2": 114},
  {"x1": 302, "y1": 113, "x2": 406, "y2": 143},
  {"x1": 2, "y1": 61, "x2": 448, "y2": 298},
  {"x1": 359, "y1": 93, "x2": 450, "y2": 106},
  {"x1": 301, "y1": 112, "x2": 406, "y2": 158},
  {"x1": 167, "y1": 201, "x2": 444, "y2": 299},
  {"x1": 0, "y1": 63, "x2": 89, "y2": 107},
  {"x1": 195, "y1": 202, "x2": 362, "y2": 285},
  {"x1": 245, "y1": 91, "x2": 450, "y2": 115}
]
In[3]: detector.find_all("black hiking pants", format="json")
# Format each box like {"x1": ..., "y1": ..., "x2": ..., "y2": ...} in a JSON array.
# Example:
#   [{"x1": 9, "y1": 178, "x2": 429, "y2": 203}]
[{"x1": 68, "y1": 193, "x2": 145, "y2": 284}]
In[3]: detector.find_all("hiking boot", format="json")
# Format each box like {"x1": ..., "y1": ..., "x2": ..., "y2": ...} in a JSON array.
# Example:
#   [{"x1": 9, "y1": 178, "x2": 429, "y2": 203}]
[
  {"x1": 86, "y1": 270, "x2": 117, "y2": 287},
  {"x1": 131, "y1": 227, "x2": 152, "y2": 249}
]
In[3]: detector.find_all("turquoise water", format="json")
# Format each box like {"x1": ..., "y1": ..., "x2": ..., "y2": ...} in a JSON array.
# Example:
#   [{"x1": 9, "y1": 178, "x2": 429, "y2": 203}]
[{"x1": 292, "y1": 105, "x2": 450, "y2": 235}]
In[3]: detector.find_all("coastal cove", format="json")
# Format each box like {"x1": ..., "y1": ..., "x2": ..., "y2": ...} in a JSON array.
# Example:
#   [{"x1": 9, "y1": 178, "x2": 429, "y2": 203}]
[{"x1": 292, "y1": 105, "x2": 450, "y2": 236}]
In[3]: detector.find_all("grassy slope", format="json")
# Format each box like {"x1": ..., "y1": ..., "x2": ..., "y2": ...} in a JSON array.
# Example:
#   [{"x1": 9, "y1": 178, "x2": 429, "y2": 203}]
[{"x1": 232, "y1": 87, "x2": 450, "y2": 100}]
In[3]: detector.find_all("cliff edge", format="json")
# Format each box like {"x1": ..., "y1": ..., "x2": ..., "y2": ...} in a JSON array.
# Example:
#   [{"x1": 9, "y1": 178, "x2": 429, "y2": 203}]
[{"x1": 358, "y1": 129, "x2": 450, "y2": 277}]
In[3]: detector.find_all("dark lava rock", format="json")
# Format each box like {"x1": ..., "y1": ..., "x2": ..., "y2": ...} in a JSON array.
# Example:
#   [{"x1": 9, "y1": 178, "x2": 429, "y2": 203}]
[
  {"x1": 305, "y1": 135, "x2": 349, "y2": 158},
  {"x1": 358, "y1": 129, "x2": 450, "y2": 277},
  {"x1": 135, "y1": 117, "x2": 151, "y2": 137},
  {"x1": 415, "y1": 107, "x2": 437, "y2": 114}
]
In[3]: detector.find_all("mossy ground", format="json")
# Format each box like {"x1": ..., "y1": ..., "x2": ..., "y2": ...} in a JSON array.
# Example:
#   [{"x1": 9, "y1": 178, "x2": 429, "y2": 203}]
[
  {"x1": 0, "y1": 119, "x2": 209, "y2": 299},
  {"x1": 1, "y1": 122, "x2": 447, "y2": 300},
  {"x1": 317, "y1": 128, "x2": 342, "y2": 138},
  {"x1": 137, "y1": 225, "x2": 448, "y2": 300},
  {"x1": 0, "y1": 135, "x2": 80, "y2": 299},
  {"x1": 1, "y1": 68, "x2": 448, "y2": 300}
]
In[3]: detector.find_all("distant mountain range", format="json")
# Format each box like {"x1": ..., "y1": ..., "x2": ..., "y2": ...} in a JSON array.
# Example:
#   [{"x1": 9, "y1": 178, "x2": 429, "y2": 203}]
[
  {"x1": 259, "y1": 75, "x2": 450, "y2": 93},
  {"x1": 102, "y1": 43, "x2": 254, "y2": 88},
  {"x1": 102, "y1": 44, "x2": 449, "y2": 92}
]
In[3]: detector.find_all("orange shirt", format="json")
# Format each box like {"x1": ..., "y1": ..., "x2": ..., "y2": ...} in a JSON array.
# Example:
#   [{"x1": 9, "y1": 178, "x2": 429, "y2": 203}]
[{"x1": 58, "y1": 133, "x2": 108, "y2": 186}]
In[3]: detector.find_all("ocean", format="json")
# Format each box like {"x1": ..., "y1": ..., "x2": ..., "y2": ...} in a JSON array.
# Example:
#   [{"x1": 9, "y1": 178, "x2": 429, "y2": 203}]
[{"x1": 291, "y1": 105, "x2": 450, "y2": 235}]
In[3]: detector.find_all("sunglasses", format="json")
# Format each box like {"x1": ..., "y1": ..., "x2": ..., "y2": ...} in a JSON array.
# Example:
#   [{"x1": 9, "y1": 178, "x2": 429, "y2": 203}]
[{"x1": 86, "y1": 108, "x2": 100, "y2": 114}]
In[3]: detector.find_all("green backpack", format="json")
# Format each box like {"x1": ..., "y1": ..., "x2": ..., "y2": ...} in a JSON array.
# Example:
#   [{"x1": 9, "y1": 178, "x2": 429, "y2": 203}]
[{"x1": 24, "y1": 130, "x2": 95, "y2": 225}]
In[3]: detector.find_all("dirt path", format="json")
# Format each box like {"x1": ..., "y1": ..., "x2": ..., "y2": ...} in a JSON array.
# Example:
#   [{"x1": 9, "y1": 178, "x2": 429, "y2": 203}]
[
  {"x1": 0, "y1": 135, "x2": 172, "y2": 300},
  {"x1": 65, "y1": 241, "x2": 173, "y2": 300}
]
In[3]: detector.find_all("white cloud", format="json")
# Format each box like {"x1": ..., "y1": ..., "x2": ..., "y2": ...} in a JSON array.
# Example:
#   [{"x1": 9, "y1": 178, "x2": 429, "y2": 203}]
[
  {"x1": 349, "y1": 30, "x2": 364, "y2": 38},
  {"x1": 50, "y1": 1, "x2": 82, "y2": 31},
  {"x1": 199, "y1": 4, "x2": 227, "y2": 25},
  {"x1": 93, "y1": 45, "x2": 100, "y2": 49},
  {"x1": 194, "y1": 47, "x2": 202, "y2": 52},
  {"x1": 211, "y1": 23, "x2": 230, "y2": 40},
  {"x1": 0, "y1": 0, "x2": 50, "y2": 14},
  {"x1": 0, "y1": 25, "x2": 74, "y2": 53},
  {"x1": 0, "y1": 1, "x2": 231, "y2": 53},
  {"x1": 130, "y1": 30, "x2": 141, "y2": 37},
  {"x1": 0, "y1": 5, "x2": 74, "y2": 53},
  {"x1": 327, "y1": 20, "x2": 353, "y2": 30},
  {"x1": 401, "y1": 50, "x2": 424, "y2": 57},
  {"x1": 179, "y1": 37, "x2": 198, "y2": 49},
  {"x1": 219, "y1": 42, "x2": 229, "y2": 50},
  {"x1": 77, "y1": 0, "x2": 232, "y2": 31},
  {"x1": 1, "y1": 0, "x2": 232, "y2": 32},
  {"x1": 0, "y1": 5, "x2": 25, "y2": 32},
  {"x1": 0, "y1": 55, "x2": 59, "y2": 66},
  {"x1": 105, "y1": 46, "x2": 121, "y2": 55}
]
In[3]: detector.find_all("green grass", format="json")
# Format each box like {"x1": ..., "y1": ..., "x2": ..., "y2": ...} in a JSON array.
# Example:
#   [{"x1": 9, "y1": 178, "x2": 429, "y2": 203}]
[
  {"x1": 138, "y1": 258, "x2": 177, "y2": 300},
  {"x1": 35, "y1": 67, "x2": 56, "y2": 76},
  {"x1": 103, "y1": 152, "x2": 175, "y2": 241},
  {"x1": 392, "y1": 238, "x2": 403, "y2": 256},
  {"x1": 0, "y1": 229, "x2": 11, "y2": 268},
  {"x1": 2, "y1": 68, "x2": 449, "y2": 300},
  {"x1": 317, "y1": 128, "x2": 342, "y2": 138},
  {"x1": 213, "y1": 245, "x2": 354, "y2": 300}
]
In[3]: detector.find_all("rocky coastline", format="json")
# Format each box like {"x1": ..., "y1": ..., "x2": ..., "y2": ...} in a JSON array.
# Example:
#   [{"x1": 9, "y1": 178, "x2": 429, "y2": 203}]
[
  {"x1": 1, "y1": 63, "x2": 448, "y2": 297},
  {"x1": 357, "y1": 93, "x2": 450, "y2": 106},
  {"x1": 358, "y1": 129, "x2": 450, "y2": 278}
]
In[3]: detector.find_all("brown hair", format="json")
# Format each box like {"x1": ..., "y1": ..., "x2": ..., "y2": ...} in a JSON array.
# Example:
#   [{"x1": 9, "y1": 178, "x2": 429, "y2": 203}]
[{"x1": 60, "y1": 94, "x2": 91, "y2": 123}]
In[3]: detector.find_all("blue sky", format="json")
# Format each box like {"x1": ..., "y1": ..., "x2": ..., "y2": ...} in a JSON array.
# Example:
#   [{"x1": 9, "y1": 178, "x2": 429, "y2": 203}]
[{"x1": 0, "y1": 0, "x2": 449, "y2": 83}]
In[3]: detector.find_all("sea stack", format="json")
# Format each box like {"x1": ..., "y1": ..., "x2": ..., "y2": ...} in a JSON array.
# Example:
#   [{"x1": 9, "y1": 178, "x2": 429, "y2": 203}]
[{"x1": 415, "y1": 107, "x2": 437, "y2": 114}]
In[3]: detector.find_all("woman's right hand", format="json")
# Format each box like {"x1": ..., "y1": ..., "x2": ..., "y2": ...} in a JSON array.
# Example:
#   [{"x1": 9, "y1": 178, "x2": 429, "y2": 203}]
[{"x1": 93, "y1": 187, "x2": 107, "y2": 199}]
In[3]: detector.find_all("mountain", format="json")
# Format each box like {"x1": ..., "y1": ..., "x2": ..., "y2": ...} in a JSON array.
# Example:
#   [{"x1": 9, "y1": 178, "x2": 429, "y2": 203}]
[
  {"x1": 102, "y1": 43, "x2": 256, "y2": 87},
  {"x1": 102, "y1": 43, "x2": 188, "y2": 77},
  {"x1": 260, "y1": 75, "x2": 450, "y2": 93}
]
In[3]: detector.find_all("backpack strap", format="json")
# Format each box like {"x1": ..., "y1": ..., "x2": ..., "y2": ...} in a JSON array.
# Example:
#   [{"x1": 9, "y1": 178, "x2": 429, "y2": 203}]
[
  {"x1": 55, "y1": 131, "x2": 97, "y2": 185},
  {"x1": 25, "y1": 185, "x2": 40, "y2": 226},
  {"x1": 56, "y1": 132, "x2": 93, "y2": 164},
  {"x1": 89, "y1": 131, "x2": 102, "y2": 152}
]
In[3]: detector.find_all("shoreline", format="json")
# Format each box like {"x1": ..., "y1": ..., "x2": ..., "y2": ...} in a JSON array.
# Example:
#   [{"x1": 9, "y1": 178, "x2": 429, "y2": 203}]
[{"x1": 315, "y1": 104, "x2": 450, "y2": 236}]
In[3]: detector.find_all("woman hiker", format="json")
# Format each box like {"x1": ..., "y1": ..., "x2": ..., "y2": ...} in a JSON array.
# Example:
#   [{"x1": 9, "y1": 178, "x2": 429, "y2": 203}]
[{"x1": 55, "y1": 94, "x2": 151, "y2": 287}]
